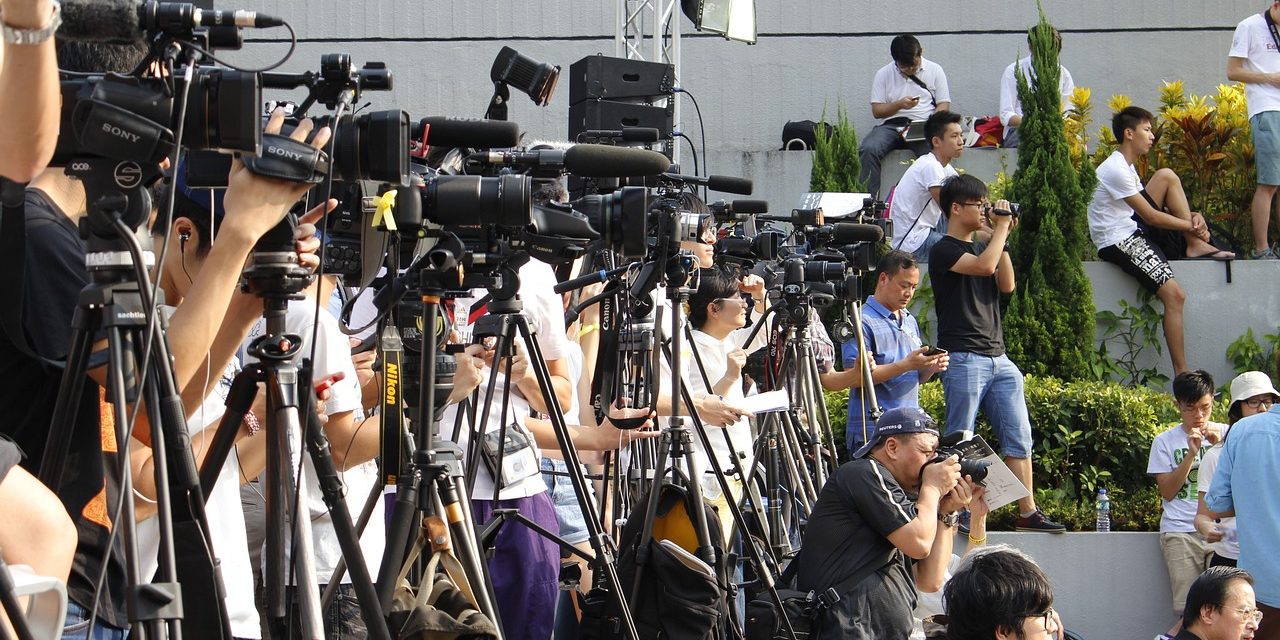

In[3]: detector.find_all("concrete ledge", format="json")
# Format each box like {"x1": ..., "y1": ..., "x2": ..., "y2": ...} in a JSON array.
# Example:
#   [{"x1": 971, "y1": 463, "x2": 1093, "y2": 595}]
[
  {"x1": 883, "y1": 147, "x2": 1020, "y2": 189},
  {"x1": 984, "y1": 532, "x2": 1174, "y2": 640}
]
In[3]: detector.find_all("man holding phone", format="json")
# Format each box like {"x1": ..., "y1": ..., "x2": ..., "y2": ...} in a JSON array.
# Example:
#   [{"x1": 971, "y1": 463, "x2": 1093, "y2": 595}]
[
  {"x1": 826, "y1": 250, "x2": 948, "y2": 458},
  {"x1": 858, "y1": 34, "x2": 952, "y2": 198}
]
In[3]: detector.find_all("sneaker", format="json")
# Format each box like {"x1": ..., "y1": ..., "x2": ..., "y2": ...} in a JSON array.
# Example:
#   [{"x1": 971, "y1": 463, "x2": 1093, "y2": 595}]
[
  {"x1": 1251, "y1": 247, "x2": 1279, "y2": 260},
  {"x1": 1014, "y1": 509, "x2": 1066, "y2": 533},
  {"x1": 957, "y1": 509, "x2": 971, "y2": 536}
]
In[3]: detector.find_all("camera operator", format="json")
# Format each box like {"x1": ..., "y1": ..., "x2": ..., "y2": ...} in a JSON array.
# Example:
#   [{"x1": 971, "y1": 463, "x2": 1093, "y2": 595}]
[
  {"x1": 795, "y1": 407, "x2": 973, "y2": 639},
  {"x1": 680, "y1": 267, "x2": 769, "y2": 539},
  {"x1": 929, "y1": 174, "x2": 1064, "y2": 534},
  {"x1": 0, "y1": 39, "x2": 333, "y2": 637},
  {"x1": 0, "y1": 0, "x2": 60, "y2": 181},
  {"x1": 438, "y1": 254, "x2": 574, "y2": 640},
  {"x1": 825, "y1": 249, "x2": 947, "y2": 458},
  {"x1": 654, "y1": 214, "x2": 754, "y2": 428}
]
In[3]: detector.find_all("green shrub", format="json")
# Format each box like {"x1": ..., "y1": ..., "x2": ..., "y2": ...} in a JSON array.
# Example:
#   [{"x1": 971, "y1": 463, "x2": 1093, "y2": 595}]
[{"x1": 822, "y1": 374, "x2": 1227, "y2": 531}]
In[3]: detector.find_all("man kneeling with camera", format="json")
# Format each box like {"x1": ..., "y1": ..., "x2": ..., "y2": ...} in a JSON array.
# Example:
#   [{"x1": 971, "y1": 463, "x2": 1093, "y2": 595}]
[{"x1": 795, "y1": 407, "x2": 977, "y2": 639}]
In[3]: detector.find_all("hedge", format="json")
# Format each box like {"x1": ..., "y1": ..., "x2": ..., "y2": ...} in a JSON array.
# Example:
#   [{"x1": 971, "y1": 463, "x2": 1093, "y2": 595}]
[{"x1": 823, "y1": 376, "x2": 1226, "y2": 531}]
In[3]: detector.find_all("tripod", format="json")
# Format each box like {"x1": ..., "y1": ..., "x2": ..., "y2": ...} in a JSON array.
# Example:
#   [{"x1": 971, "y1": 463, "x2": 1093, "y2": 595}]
[
  {"x1": 458, "y1": 257, "x2": 639, "y2": 640},
  {"x1": 37, "y1": 160, "x2": 229, "y2": 640},
  {"x1": 199, "y1": 225, "x2": 391, "y2": 640}
]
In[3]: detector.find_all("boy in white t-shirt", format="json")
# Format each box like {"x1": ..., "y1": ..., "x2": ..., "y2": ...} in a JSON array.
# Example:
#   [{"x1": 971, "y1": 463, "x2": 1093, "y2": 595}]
[
  {"x1": 1147, "y1": 370, "x2": 1224, "y2": 636},
  {"x1": 889, "y1": 110, "x2": 965, "y2": 261},
  {"x1": 1088, "y1": 106, "x2": 1233, "y2": 375},
  {"x1": 1228, "y1": 1, "x2": 1280, "y2": 259}
]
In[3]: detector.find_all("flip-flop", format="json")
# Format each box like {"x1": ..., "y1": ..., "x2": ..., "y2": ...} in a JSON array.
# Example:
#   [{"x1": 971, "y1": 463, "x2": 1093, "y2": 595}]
[{"x1": 1185, "y1": 249, "x2": 1235, "y2": 261}]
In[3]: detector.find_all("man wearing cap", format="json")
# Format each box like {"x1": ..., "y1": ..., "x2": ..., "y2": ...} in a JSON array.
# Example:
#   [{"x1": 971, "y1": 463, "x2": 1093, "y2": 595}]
[
  {"x1": 1205, "y1": 370, "x2": 1280, "y2": 638},
  {"x1": 796, "y1": 407, "x2": 973, "y2": 639}
]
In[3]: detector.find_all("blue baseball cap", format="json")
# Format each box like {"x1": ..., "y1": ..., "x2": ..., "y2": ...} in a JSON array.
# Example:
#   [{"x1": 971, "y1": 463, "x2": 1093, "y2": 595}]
[{"x1": 853, "y1": 406, "x2": 940, "y2": 458}]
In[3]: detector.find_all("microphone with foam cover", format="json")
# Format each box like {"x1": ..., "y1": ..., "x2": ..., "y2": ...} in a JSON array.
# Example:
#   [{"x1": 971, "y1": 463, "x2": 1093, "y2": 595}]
[
  {"x1": 829, "y1": 223, "x2": 885, "y2": 244},
  {"x1": 59, "y1": 0, "x2": 284, "y2": 42},
  {"x1": 413, "y1": 117, "x2": 521, "y2": 149},
  {"x1": 562, "y1": 144, "x2": 671, "y2": 178}
]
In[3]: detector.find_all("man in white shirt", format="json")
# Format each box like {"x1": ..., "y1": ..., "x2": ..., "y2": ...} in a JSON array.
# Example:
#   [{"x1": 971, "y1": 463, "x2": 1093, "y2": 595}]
[
  {"x1": 998, "y1": 27, "x2": 1075, "y2": 148},
  {"x1": 858, "y1": 34, "x2": 952, "y2": 199},
  {"x1": 889, "y1": 110, "x2": 965, "y2": 260},
  {"x1": 1088, "y1": 106, "x2": 1232, "y2": 375},
  {"x1": 1228, "y1": 1, "x2": 1280, "y2": 259}
]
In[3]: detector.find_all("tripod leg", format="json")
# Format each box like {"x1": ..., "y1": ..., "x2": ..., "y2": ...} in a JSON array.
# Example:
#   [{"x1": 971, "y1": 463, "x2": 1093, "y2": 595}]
[{"x1": 37, "y1": 308, "x2": 97, "y2": 489}]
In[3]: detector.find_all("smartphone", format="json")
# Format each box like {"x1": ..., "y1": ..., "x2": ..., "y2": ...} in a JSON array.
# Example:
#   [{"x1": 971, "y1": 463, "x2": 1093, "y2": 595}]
[{"x1": 923, "y1": 345, "x2": 948, "y2": 357}]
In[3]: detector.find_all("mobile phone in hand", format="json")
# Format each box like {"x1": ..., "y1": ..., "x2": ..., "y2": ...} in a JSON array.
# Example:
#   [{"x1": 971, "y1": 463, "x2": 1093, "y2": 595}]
[{"x1": 923, "y1": 345, "x2": 947, "y2": 357}]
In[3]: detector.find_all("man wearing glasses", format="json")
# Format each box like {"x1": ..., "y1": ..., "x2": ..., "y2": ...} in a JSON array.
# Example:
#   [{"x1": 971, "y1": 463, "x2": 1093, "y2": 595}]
[
  {"x1": 858, "y1": 34, "x2": 951, "y2": 198},
  {"x1": 1177, "y1": 566, "x2": 1263, "y2": 640},
  {"x1": 929, "y1": 174, "x2": 1064, "y2": 533},
  {"x1": 1206, "y1": 370, "x2": 1280, "y2": 639},
  {"x1": 943, "y1": 546, "x2": 1064, "y2": 640}
]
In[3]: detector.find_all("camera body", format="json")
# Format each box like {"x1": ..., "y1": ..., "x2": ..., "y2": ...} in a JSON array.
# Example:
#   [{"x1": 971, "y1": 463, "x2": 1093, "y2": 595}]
[{"x1": 931, "y1": 432, "x2": 993, "y2": 483}]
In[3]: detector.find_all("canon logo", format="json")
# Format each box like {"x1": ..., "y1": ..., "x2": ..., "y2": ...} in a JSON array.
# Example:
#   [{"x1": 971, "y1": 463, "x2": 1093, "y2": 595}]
[
  {"x1": 101, "y1": 122, "x2": 141, "y2": 144},
  {"x1": 267, "y1": 146, "x2": 304, "y2": 162}
]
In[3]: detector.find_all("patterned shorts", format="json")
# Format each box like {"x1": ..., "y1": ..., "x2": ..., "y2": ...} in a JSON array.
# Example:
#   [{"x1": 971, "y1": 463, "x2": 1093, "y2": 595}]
[{"x1": 1098, "y1": 232, "x2": 1174, "y2": 294}]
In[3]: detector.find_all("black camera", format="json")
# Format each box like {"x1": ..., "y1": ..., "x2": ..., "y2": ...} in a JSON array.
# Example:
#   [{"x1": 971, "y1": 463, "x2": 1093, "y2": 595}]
[
  {"x1": 991, "y1": 202, "x2": 1021, "y2": 218},
  {"x1": 571, "y1": 186, "x2": 650, "y2": 258},
  {"x1": 52, "y1": 67, "x2": 262, "y2": 166},
  {"x1": 931, "y1": 432, "x2": 992, "y2": 483}
]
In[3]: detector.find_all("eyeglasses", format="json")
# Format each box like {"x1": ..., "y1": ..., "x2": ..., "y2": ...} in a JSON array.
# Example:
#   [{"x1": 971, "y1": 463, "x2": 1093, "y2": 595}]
[
  {"x1": 714, "y1": 297, "x2": 748, "y2": 308},
  {"x1": 960, "y1": 201, "x2": 992, "y2": 213},
  {"x1": 1244, "y1": 396, "x2": 1276, "y2": 410},
  {"x1": 1178, "y1": 402, "x2": 1213, "y2": 415},
  {"x1": 1227, "y1": 605, "x2": 1264, "y2": 625},
  {"x1": 1020, "y1": 607, "x2": 1058, "y2": 635}
]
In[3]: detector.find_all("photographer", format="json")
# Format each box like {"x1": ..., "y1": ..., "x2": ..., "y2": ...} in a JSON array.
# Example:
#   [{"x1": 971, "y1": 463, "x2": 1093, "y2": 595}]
[
  {"x1": 827, "y1": 249, "x2": 947, "y2": 458},
  {"x1": 929, "y1": 174, "x2": 1063, "y2": 534},
  {"x1": 0, "y1": 39, "x2": 332, "y2": 637},
  {"x1": 795, "y1": 407, "x2": 972, "y2": 639},
  {"x1": 0, "y1": 0, "x2": 60, "y2": 181}
]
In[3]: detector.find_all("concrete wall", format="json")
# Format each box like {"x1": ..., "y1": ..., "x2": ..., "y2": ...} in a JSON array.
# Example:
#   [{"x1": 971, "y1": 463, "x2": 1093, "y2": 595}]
[
  {"x1": 985, "y1": 532, "x2": 1176, "y2": 640},
  {"x1": 220, "y1": 1, "x2": 1250, "y2": 213}
]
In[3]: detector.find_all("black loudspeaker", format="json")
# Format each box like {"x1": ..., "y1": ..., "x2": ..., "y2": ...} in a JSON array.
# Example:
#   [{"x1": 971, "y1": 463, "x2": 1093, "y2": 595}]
[
  {"x1": 568, "y1": 99, "x2": 673, "y2": 136},
  {"x1": 569, "y1": 55, "x2": 675, "y2": 104}
]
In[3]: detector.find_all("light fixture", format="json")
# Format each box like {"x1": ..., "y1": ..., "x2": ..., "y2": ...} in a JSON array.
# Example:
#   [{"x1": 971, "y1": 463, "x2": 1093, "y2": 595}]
[
  {"x1": 681, "y1": 0, "x2": 757, "y2": 44},
  {"x1": 486, "y1": 46, "x2": 560, "y2": 121}
]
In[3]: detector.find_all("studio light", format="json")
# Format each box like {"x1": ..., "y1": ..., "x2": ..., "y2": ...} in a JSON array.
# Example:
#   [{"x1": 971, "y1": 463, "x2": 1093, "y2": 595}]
[{"x1": 681, "y1": 0, "x2": 757, "y2": 44}]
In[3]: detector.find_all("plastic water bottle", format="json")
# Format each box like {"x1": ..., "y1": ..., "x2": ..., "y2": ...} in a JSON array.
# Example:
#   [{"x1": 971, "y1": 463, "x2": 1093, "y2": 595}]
[{"x1": 1095, "y1": 489, "x2": 1111, "y2": 532}]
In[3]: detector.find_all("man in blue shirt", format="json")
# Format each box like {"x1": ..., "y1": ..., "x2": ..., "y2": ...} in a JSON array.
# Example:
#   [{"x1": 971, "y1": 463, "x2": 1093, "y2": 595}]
[
  {"x1": 1205, "y1": 403, "x2": 1280, "y2": 638},
  {"x1": 833, "y1": 250, "x2": 948, "y2": 457}
]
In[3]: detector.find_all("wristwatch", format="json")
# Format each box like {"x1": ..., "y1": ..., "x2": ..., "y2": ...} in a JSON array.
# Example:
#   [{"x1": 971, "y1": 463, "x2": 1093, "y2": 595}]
[
  {"x1": 939, "y1": 511, "x2": 960, "y2": 528},
  {"x1": 1, "y1": 1, "x2": 62, "y2": 46}
]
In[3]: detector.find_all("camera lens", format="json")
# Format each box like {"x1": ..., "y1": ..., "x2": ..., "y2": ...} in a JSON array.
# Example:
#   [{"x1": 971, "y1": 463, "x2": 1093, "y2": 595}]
[
  {"x1": 572, "y1": 186, "x2": 649, "y2": 258},
  {"x1": 332, "y1": 110, "x2": 410, "y2": 184},
  {"x1": 426, "y1": 174, "x2": 531, "y2": 228}
]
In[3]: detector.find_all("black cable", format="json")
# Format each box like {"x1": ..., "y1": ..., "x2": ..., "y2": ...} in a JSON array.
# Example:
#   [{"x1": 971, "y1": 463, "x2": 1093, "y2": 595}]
[
  {"x1": 676, "y1": 87, "x2": 710, "y2": 201},
  {"x1": 675, "y1": 132, "x2": 700, "y2": 177},
  {"x1": 173, "y1": 21, "x2": 298, "y2": 73}
]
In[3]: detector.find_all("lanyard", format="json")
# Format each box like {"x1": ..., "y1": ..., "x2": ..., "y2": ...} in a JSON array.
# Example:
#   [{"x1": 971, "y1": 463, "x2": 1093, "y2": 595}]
[
  {"x1": 1264, "y1": 10, "x2": 1280, "y2": 53},
  {"x1": 904, "y1": 73, "x2": 938, "y2": 108}
]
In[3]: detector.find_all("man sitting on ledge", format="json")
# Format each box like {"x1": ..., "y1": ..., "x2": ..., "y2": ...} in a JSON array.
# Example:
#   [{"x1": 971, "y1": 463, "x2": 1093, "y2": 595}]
[{"x1": 1088, "y1": 106, "x2": 1234, "y2": 375}]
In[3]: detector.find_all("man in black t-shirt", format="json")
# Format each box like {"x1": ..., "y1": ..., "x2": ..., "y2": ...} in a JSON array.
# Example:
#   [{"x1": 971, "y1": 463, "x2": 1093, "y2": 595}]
[
  {"x1": 796, "y1": 407, "x2": 968, "y2": 639},
  {"x1": 928, "y1": 174, "x2": 1064, "y2": 533}
]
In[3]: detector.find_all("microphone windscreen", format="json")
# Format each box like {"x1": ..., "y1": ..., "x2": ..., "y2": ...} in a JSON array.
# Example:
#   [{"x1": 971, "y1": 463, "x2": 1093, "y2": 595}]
[
  {"x1": 563, "y1": 144, "x2": 671, "y2": 178},
  {"x1": 830, "y1": 222, "x2": 886, "y2": 244},
  {"x1": 706, "y1": 175, "x2": 754, "y2": 196},
  {"x1": 621, "y1": 127, "x2": 660, "y2": 143},
  {"x1": 414, "y1": 117, "x2": 520, "y2": 149},
  {"x1": 731, "y1": 199, "x2": 769, "y2": 214},
  {"x1": 59, "y1": 0, "x2": 142, "y2": 43}
]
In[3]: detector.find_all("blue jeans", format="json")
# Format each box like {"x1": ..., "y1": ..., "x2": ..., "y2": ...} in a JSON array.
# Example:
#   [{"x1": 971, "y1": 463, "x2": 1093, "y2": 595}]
[
  {"x1": 939, "y1": 352, "x2": 1033, "y2": 458},
  {"x1": 63, "y1": 601, "x2": 129, "y2": 640}
]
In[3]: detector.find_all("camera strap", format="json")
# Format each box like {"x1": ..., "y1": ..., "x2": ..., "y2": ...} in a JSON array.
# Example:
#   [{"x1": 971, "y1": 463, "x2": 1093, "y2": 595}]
[
  {"x1": 241, "y1": 134, "x2": 332, "y2": 184},
  {"x1": 1263, "y1": 10, "x2": 1280, "y2": 55},
  {"x1": 893, "y1": 197, "x2": 934, "y2": 253},
  {"x1": 904, "y1": 74, "x2": 937, "y2": 108}
]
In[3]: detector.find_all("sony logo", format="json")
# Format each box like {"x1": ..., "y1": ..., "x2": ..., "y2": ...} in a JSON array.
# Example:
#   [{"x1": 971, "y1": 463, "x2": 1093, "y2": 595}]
[
  {"x1": 101, "y1": 122, "x2": 141, "y2": 144},
  {"x1": 267, "y1": 146, "x2": 305, "y2": 162}
]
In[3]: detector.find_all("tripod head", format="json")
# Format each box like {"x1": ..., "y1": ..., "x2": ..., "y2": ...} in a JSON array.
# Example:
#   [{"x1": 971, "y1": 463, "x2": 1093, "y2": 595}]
[
  {"x1": 70, "y1": 158, "x2": 163, "y2": 284},
  {"x1": 241, "y1": 214, "x2": 315, "y2": 307}
]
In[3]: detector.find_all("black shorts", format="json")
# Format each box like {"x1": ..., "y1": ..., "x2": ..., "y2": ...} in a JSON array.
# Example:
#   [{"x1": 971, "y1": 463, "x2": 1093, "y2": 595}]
[{"x1": 1098, "y1": 231, "x2": 1175, "y2": 294}]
